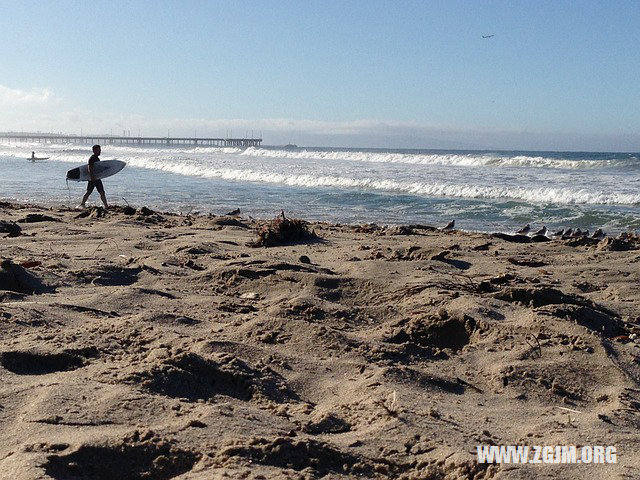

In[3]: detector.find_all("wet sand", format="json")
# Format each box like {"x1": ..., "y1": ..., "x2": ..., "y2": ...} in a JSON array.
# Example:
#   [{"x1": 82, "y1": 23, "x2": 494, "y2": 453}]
[{"x1": 1, "y1": 201, "x2": 639, "y2": 479}]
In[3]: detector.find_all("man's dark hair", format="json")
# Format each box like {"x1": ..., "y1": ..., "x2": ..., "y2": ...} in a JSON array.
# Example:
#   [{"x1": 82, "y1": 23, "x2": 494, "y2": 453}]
[{"x1": 92, "y1": 144, "x2": 101, "y2": 153}]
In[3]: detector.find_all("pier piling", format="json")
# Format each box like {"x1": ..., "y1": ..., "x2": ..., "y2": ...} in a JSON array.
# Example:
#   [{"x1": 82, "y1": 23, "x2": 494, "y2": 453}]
[{"x1": 0, "y1": 133, "x2": 262, "y2": 148}]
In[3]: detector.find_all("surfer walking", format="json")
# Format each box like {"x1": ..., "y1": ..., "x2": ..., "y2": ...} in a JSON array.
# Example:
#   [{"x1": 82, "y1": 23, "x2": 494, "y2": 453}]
[{"x1": 79, "y1": 144, "x2": 109, "y2": 209}]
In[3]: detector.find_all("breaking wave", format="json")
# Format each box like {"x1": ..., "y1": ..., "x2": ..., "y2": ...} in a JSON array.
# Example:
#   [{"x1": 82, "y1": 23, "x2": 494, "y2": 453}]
[
  {"x1": 2, "y1": 141, "x2": 637, "y2": 171},
  {"x1": 121, "y1": 156, "x2": 640, "y2": 205},
  {"x1": 241, "y1": 147, "x2": 639, "y2": 170}
]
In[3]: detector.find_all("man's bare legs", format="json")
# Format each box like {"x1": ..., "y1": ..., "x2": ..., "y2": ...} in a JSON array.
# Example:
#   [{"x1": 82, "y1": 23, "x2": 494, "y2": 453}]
[
  {"x1": 80, "y1": 189, "x2": 108, "y2": 209},
  {"x1": 80, "y1": 190, "x2": 91, "y2": 208},
  {"x1": 99, "y1": 190, "x2": 109, "y2": 209}
]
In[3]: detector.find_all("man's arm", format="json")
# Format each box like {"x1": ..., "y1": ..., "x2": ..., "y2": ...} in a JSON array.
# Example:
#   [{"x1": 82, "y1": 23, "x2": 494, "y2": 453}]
[{"x1": 88, "y1": 160, "x2": 96, "y2": 181}]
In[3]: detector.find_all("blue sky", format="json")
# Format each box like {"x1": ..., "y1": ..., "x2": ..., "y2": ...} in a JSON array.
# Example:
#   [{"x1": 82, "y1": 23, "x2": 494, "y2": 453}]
[{"x1": 1, "y1": 0, "x2": 639, "y2": 150}]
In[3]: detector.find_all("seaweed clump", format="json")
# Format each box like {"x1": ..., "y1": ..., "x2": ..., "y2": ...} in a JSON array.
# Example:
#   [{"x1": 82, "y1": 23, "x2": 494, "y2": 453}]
[{"x1": 250, "y1": 211, "x2": 317, "y2": 247}]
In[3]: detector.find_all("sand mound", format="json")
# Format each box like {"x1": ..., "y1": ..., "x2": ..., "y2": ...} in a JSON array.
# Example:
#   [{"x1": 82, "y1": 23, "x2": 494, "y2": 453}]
[
  {"x1": 0, "y1": 350, "x2": 85, "y2": 375},
  {"x1": 43, "y1": 433, "x2": 199, "y2": 480},
  {"x1": 17, "y1": 213, "x2": 59, "y2": 223},
  {"x1": 217, "y1": 437, "x2": 376, "y2": 476},
  {"x1": 0, "y1": 259, "x2": 53, "y2": 294},
  {"x1": 303, "y1": 411, "x2": 351, "y2": 434},
  {"x1": 385, "y1": 311, "x2": 477, "y2": 352},
  {"x1": 494, "y1": 285, "x2": 625, "y2": 335},
  {"x1": 124, "y1": 352, "x2": 297, "y2": 403},
  {"x1": 73, "y1": 265, "x2": 142, "y2": 286}
]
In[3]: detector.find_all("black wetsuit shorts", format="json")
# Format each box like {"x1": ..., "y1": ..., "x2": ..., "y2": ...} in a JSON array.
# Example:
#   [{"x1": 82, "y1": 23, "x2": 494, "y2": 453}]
[{"x1": 86, "y1": 179, "x2": 105, "y2": 194}]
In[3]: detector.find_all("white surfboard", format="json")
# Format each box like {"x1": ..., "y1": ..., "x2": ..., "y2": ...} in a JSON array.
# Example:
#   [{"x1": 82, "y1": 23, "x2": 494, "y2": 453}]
[{"x1": 66, "y1": 160, "x2": 126, "y2": 182}]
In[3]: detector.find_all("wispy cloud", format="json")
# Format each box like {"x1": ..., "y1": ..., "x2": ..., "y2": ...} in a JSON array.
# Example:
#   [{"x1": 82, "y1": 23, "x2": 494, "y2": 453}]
[{"x1": 0, "y1": 85, "x2": 54, "y2": 105}]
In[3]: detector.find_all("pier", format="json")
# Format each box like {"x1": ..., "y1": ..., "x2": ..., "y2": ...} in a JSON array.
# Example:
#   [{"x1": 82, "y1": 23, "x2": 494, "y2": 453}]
[{"x1": 0, "y1": 132, "x2": 262, "y2": 147}]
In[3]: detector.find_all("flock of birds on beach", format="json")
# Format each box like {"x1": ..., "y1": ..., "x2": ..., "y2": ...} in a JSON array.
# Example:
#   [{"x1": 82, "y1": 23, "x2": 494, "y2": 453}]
[
  {"x1": 441, "y1": 219, "x2": 608, "y2": 240},
  {"x1": 515, "y1": 224, "x2": 606, "y2": 240}
]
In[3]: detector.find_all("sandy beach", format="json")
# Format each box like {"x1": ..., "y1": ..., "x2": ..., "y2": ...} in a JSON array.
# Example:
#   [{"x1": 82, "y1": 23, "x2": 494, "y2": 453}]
[{"x1": 1, "y1": 201, "x2": 639, "y2": 479}]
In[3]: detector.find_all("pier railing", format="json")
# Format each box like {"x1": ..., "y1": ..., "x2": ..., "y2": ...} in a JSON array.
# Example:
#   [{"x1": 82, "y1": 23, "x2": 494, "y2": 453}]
[{"x1": 0, "y1": 132, "x2": 261, "y2": 147}]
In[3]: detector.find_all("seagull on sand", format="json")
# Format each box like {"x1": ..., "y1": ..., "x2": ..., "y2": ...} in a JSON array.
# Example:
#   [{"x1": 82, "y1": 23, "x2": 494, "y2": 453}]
[
  {"x1": 532, "y1": 226, "x2": 547, "y2": 237},
  {"x1": 591, "y1": 228, "x2": 606, "y2": 240},
  {"x1": 443, "y1": 220, "x2": 455, "y2": 231},
  {"x1": 552, "y1": 229, "x2": 564, "y2": 237},
  {"x1": 516, "y1": 224, "x2": 530, "y2": 235}
]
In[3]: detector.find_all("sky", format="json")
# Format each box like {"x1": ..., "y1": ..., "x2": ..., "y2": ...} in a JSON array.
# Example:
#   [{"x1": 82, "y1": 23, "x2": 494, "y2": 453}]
[{"x1": 1, "y1": 0, "x2": 639, "y2": 151}]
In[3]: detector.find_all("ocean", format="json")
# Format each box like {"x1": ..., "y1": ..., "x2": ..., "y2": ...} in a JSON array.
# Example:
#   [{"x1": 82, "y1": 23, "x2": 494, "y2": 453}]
[{"x1": 1, "y1": 142, "x2": 639, "y2": 234}]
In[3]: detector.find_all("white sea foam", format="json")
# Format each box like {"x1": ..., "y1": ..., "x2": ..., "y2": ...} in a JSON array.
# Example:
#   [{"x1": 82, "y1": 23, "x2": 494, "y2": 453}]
[
  {"x1": 117, "y1": 156, "x2": 640, "y2": 205},
  {"x1": 2, "y1": 141, "x2": 636, "y2": 170},
  {"x1": 241, "y1": 147, "x2": 638, "y2": 170}
]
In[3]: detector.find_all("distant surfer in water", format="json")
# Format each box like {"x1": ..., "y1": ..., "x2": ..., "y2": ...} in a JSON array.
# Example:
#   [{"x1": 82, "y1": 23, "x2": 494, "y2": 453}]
[
  {"x1": 79, "y1": 144, "x2": 109, "y2": 209},
  {"x1": 31, "y1": 152, "x2": 35, "y2": 160}
]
